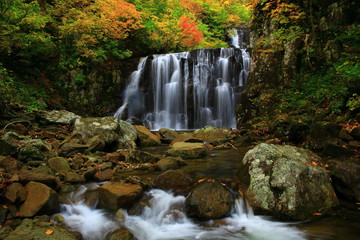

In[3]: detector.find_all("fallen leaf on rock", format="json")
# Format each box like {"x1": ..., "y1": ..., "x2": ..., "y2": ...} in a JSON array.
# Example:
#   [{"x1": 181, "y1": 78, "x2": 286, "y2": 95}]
[
  {"x1": 45, "y1": 229, "x2": 54, "y2": 235},
  {"x1": 312, "y1": 213, "x2": 322, "y2": 216}
]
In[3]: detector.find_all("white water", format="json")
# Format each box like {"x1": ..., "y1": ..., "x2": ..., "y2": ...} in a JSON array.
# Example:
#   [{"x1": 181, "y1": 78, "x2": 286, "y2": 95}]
[
  {"x1": 58, "y1": 187, "x2": 307, "y2": 240},
  {"x1": 114, "y1": 46, "x2": 249, "y2": 130}
]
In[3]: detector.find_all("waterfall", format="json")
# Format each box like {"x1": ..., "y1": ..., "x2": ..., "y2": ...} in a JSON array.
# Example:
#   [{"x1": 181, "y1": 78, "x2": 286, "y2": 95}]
[{"x1": 115, "y1": 31, "x2": 250, "y2": 130}]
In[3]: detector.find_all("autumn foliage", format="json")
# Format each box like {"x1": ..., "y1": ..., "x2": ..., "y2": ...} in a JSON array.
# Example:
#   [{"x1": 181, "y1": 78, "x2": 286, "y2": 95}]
[{"x1": 179, "y1": 16, "x2": 204, "y2": 48}]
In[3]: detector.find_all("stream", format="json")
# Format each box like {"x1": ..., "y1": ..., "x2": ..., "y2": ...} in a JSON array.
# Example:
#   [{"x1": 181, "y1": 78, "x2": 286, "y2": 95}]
[{"x1": 58, "y1": 148, "x2": 360, "y2": 240}]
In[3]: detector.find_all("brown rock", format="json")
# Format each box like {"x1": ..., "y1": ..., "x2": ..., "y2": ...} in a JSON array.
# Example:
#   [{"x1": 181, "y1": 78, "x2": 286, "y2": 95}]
[
  {"x1": 134, "y1": 125, "x2": 161, "y2": 146},
  {"x1": 4, "y1": 183, "x2": 27, "y2": 203},
  {"x1": 98, "y1": 182, "x2": 143, "y2": 211},
  {"x1": 18, "y1": 181, "x2": 58, "y2": 217},
  {"x1": 48, "y1": 157, "x2": 71, "y2": 174},
  {"x1": 64, "y1": 171, "x2": 86, "y2": 183},
  {"x1": 94, "y1": 169, "x2": 114, "y2": 182},
  {"x1": 18, "y1": 169, "x2": 59, "y2": 188},
  {"x1": 155, "y1": 170, "x2": 192, "y2": 191}
]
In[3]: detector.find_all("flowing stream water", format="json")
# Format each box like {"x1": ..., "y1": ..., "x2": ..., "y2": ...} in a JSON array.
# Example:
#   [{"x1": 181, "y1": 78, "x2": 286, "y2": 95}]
[{"x1": 58, "y1": 148, "x2": 360, "y2": 240}]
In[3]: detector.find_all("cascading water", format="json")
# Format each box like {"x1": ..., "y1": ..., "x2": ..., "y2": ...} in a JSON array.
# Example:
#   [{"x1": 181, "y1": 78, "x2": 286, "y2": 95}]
[
  {"x1": 114, "y1": 30, "x2": 250, "y2": 130},
  {"x1": 58, "y1": 186, "x2": 307, "y2": 240}
]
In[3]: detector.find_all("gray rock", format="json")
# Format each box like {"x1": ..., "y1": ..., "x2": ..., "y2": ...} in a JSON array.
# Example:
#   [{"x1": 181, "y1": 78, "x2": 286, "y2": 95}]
[
  {"x1": 73, "y1": 117, "x2": 137, "y2": 150},
  {"x1": 242, "y1": 143, "x2": 339, "y2": 220},
  {"x1": 44, "y1": 110, "x2": 81, "y2": 125}
]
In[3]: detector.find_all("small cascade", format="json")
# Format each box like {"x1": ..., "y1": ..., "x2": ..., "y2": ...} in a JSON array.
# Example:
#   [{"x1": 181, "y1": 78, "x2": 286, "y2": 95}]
[{"x1": 58, "y1": 187, "x2": 307, "y2": 240}]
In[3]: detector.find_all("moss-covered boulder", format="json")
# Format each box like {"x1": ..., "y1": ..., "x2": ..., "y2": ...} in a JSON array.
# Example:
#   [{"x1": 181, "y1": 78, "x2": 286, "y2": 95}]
[
  {"x1": 73, "y1": 117, "x2": 137, "y2": 150},
  {"x1": 185, "y1": 181, "x2": 234, "y2": 219},
  {"x1": 242, "y1": 143, "x2": 339, "y2": 220},
  {"x1": 4, "y1": 218, "x2": 79, "y2": 240},
  {"x1": 166, "y1": 142, "x2": 206, "y2": 159}
]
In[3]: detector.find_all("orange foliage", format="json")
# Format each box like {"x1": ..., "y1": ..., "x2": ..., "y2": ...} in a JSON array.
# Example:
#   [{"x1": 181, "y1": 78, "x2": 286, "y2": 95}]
[
  {"x1": 97, "y1": 0, "x2": 143, "y2": 39},
  {"x1": 178, "y1": 15, "x2": 203, "y2": 48}
]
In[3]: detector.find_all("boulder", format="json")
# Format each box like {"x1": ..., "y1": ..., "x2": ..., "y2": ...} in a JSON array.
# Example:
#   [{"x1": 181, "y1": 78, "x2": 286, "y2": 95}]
[
  {"x1": 48, "y1": 157, "x2": 71, "y2": 174},
  {"x1": 185, "y1": 181, "x2": 234, "y2": 219},
  {"x1": 4, "y1": 218, "x2": 79, "y2": 240},
  {"x1": 156, "y1": 156, "x2": 186, "y2": 171},
  {"x1": 0, "y1": 139, "x2": 18, "y2": 156},
  {"x1": 98, "y1": 182, "x2": 143, "y2": 211},
  {"x1": 73, "y1": 117, "x2": 137, "y2": 150},
  {"x1": 18, "y1": 181, "x2": 58, "y2": 217},
  {"x1": 322, "y1": 142, "x2": 355, "y2": 157},
  {"x1": 242, "y1": 143, "x2": 339, "y2": 220},
  {"x1": 350, "y1": 127, "x2": 360, "y2": 140},
  {"x1": 21, "y1": 139, "x2": 52, "y2": 152},
  {"x1": 0, "y1": 157, "x2": 20, "y2": 174},
  {"x1": 94, "y1": 169, "x2": 114, "y2": 182},
  {"x1": 328, "y1": 161, "x2": 360, "y2": 201},
  {"x1": 134, "y1": 125, "x2": 161, "y2": 146},
  {"x1": 17, "y1": 145, "x2": 45, "y2": 162},
  {"x1": 192, "y1": 126, "x2": 234, "y2": 144},
  {"x1": 159, "y1": 128, "x2": 179, "y2": 142},
  {"x1": 58, "y1": 142, "x2": 88, "y2": 157},
  {"x1": 4, "y1": 183, "x2": 27, "y2": 204},
  {"x1": 64, "y1": 171, "x2": 86, "y2": 184},
  {"x1": 44, "y1": 110, "x2": 81, "y2": 125},
  {"x1": 118, "y1": 149, "x2": 160, "y2": 163},
  {"x1": 155, "y1": 170, "x2": 192, "y2": 191},
  {"x1": 166, "y1": 142, "x2": 206, "y2": 159},
  {"x1": 18, "y1": 169, "x2": 59, "y2": 188},
  {"x1": 108, "y1": 229, "x2": 136, "y2": 240},
  {"x1": 87, "y1": 135, "x2": 105, "y2": 152}
]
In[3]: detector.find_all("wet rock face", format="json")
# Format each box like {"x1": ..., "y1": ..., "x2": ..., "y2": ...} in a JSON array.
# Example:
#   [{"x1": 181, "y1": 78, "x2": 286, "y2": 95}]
[
  {"x1": 185, "y1": 181, "x2": 234, "y2": 219},
  {"x1": 242, "y1": 143, "x2": 339, "y2": 220}
]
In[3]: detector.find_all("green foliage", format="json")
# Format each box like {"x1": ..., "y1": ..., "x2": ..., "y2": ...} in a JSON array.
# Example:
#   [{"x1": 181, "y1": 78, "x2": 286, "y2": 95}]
[
  {"x1": 277, "y1": 55, "x2": 359, "y2": 119},
  {"x1": 0, "y1": 64, "x2": 48, "y2": 111}
]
